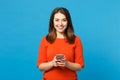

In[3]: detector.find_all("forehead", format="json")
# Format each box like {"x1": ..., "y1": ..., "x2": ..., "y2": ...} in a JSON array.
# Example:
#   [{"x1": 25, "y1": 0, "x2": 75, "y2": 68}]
[{"x1": 54, "y1": 12, "x2": 66, "y2": 19}]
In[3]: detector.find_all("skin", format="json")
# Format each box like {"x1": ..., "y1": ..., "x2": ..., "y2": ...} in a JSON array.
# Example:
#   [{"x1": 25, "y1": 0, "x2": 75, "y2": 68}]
[
  {"x1": 39, "y1": 12, "x2": 82, "y2": 71},
  {"x1": 53, "y1": 12, "x2": 68, "y2": 38}
]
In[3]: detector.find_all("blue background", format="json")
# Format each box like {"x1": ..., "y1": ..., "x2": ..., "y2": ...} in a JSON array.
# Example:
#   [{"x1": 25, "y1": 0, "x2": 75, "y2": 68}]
[{"x1": 0, "y1": 0, "x2": 120, "y2": 80}]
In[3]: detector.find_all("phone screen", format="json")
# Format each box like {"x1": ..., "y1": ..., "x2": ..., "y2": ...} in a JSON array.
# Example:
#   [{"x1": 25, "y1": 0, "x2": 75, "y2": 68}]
[{"x1": 56, "y1": 54, "x2": 64, "y2": 60}]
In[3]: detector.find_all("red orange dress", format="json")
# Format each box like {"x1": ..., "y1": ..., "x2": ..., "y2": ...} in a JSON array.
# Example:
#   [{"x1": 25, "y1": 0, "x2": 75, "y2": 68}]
[{"x1": 37, "y1": 36, "x2": 84, "y2": 80}]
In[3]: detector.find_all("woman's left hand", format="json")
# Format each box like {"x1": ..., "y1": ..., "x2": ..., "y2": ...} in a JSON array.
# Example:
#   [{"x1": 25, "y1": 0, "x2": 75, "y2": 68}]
[{"x1": 56, "y1": 55, "x2": 66, "y2": 67}]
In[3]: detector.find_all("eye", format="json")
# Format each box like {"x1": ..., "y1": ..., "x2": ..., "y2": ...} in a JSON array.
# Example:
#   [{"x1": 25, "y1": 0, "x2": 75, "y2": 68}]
[
  {"x1": 62, "y1": 19, "x2": 67, "y2": 22},
  {"x1": 55, "y1": 19, "x2": 59, "y2": 21}
]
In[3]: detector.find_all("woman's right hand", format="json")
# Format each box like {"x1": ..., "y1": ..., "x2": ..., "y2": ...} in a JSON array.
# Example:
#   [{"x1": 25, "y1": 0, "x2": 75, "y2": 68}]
[
  {"x1": 52, "y1": 56, "x2": 59, "y2": 67},
  {"x1": 52, "y1": 54, "x2": 66, "y2": 67}
]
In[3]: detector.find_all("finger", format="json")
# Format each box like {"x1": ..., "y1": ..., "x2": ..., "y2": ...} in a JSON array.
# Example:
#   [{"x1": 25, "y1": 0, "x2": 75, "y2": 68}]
[
  {"x1": 57, "y1": 62, "x2": 66, "y2": 65},
  {"x1": 58, "y1": 63, "x2": 66, "y2": 66}
]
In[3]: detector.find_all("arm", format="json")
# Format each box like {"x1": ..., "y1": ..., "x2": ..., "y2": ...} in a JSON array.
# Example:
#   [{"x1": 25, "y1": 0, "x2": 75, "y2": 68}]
[
  {"x1": 37, "y1": 37, "x2": 53, "y2": 71},
  {"x1": 38, "y1": 61, "x2": 53, "y2": 71},
  {"x1": 56, "y1": 56, "x2": 82, "y2": 71},
  {"x1": 58, "y1": 36, "x2": 84, "y2": 71},
  {"x1": 38, "y1": 56, "x2": 59, "y2": 71},
  {"x1": 37, "y1": 37, "x2": 56, "y2": 71},
  {"x1": 65, "y1": 61, "x2": 82, "y2": 71},
  {"x1": 57, "y1": 58, "x2": 82, "y2": 71}
]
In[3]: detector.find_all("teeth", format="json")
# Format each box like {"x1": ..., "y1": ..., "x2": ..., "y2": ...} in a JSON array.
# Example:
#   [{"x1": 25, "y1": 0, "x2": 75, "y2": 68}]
[
  {"x1": 59, "y1": 27, "x2": 63, "y2": 28},
  {"x1": 58, "y1": 26, "x2": 63, "y2": 28},
  {"x1": 58, "y1": 27, "x2": 63, "y2": 29}
]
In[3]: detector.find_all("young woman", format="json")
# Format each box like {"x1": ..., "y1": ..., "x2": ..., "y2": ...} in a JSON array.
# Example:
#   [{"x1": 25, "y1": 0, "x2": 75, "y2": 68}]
[{"x1": 37, "y1": 7, "x2": 84, "y2": 80}]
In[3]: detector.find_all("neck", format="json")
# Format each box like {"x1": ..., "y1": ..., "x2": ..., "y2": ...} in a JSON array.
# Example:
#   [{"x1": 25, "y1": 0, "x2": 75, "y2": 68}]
[{"x1": 56, "y1": 32, "x2": 65, "y2": 38}]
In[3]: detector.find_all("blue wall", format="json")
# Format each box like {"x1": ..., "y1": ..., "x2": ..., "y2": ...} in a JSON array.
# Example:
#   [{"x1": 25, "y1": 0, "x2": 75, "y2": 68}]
[{"x1": 0, "y1": 0, "x2": 120, "y2": 80}]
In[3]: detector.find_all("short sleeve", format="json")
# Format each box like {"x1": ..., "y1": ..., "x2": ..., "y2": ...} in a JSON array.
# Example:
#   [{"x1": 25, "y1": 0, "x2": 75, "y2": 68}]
[
  {"x1": 75, "y1": 36, "x2": 84, "y2": 68},
  {"x1": 37, "y1": 37, "x2": 47, "y2": 67}
]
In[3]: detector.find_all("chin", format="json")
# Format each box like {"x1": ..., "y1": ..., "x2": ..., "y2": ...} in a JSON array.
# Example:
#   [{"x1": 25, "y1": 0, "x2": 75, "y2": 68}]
[{"x1": 58, "y1": 30, "x2": 65, "y2": 33}]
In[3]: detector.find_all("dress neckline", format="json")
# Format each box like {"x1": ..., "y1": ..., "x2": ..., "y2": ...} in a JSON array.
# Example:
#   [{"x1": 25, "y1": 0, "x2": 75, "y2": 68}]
[{"x1": 56, "y1": 37, "x2": 66, "y2": 40}]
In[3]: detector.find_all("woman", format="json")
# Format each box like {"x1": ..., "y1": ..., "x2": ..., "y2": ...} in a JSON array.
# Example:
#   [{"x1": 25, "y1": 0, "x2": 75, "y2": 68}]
[{"x1": 37, "y1": 7, "x2": 84, "y2": 80}]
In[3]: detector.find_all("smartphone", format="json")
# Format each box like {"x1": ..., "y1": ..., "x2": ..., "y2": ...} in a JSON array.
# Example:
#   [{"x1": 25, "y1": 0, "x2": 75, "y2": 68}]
[{"x1": 56, "y1": 54, "x2": 64, "y2": 60}]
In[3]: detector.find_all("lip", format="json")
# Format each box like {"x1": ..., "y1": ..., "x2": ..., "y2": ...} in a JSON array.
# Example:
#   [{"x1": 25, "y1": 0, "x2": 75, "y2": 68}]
[{"x1": 57, "y1": 26, "x2": 64, "y2": 29}]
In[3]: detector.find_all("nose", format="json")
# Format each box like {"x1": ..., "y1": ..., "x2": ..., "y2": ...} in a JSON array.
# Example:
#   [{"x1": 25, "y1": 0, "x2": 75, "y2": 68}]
[{"x1": 59, "y1": 20, "x2": 63, "y2": 25}]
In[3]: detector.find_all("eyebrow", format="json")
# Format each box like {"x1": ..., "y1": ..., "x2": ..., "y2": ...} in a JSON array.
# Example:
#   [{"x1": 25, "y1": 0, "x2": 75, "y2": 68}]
[{"x1": 54, "y1": 18, "x2": 67, "y2": 19}]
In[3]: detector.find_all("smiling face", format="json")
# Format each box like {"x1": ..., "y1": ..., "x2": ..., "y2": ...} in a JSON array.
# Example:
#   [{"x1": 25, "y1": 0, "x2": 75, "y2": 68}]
[{"x1": 53, "y1": 12, "x2": 68, "y2": 35}]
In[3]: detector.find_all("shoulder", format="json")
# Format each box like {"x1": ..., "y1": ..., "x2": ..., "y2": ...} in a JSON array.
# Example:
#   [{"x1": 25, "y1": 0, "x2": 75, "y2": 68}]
[
  {"x1": 75, "y1": 35, "x2": 81, "y2": 41},
  {"x1": 40, "y1": 36, "x2": 50, "y2": 45},
  {"x1": 41, "y1": 36, "x2": 46, "y2": 41},
  {"x1": 39, "y1": 36, "x2": 48, "y2": 47},
  {"x1": 74, "y1": 35, "x2": 82, "y2": 44},
  {"x1": 40, "y1": 36, "x2": 48, "y2": 43}
]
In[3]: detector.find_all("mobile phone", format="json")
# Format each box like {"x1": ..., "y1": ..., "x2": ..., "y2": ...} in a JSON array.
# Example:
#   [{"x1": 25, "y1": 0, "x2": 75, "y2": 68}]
[{"x1": 56, "y1": 54, "x2": 64, "y2": 60}]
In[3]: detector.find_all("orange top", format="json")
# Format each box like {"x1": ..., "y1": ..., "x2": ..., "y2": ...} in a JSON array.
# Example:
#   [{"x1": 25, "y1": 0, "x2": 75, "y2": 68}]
[{"x1": 37, "y1": 36, "x2": 84, "y2": 80}]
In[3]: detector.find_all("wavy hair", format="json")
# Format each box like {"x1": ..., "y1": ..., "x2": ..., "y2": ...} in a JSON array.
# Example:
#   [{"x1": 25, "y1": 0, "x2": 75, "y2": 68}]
[{"x1": 46, "y1": 7, "x2": 75, "y2": 44}]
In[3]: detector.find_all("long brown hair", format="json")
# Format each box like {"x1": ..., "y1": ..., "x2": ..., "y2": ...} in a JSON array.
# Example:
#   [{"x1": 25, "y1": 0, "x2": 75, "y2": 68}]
[{"x1": 46, "y1": 7, "x2": 75, "y2": 44}]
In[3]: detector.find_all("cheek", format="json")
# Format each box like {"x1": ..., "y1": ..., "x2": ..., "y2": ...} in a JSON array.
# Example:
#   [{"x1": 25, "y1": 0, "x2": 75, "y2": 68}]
[
  {"x1": 54, "y1": 25, "x2": 58, "y2": 30},
  {"x1": 64, "y1": 23, "x2": 68, "y2": 27},
  {"x1": 63, "y1": 23, "x2": 67, "y2": 25},
  {"x1": 53, "y1": 22, "x2": 56, "y2": 27},
  {"x1": 54, "y1": 24, "x2": 58, "y2": 29},
  {"x1": 53, "y1": 22, "x2": 58, "y2": 26}
]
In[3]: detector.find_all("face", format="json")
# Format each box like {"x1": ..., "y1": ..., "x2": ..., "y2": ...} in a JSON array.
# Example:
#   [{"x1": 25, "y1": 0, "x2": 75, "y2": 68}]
[{"x1": 53, "y1": 12, "x2": 68, "y2": 34}]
